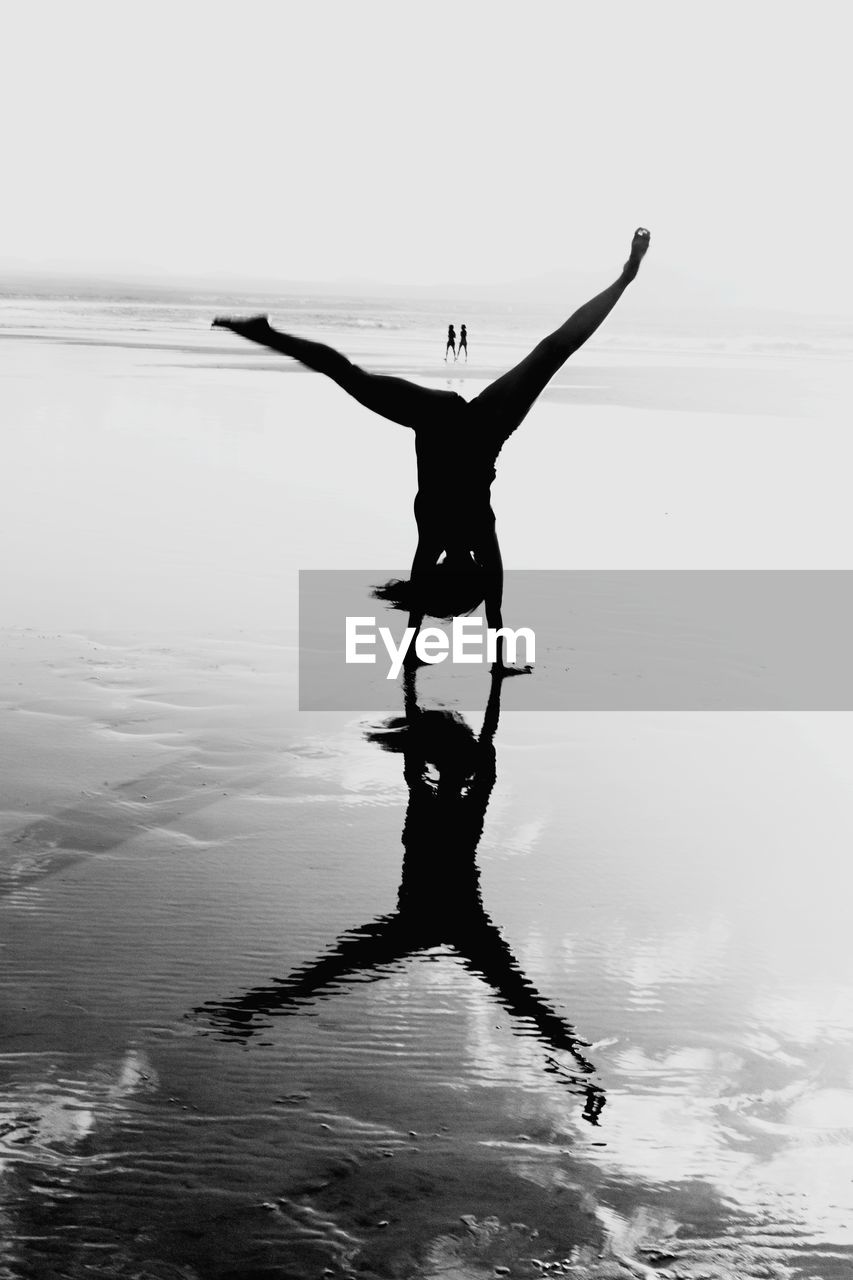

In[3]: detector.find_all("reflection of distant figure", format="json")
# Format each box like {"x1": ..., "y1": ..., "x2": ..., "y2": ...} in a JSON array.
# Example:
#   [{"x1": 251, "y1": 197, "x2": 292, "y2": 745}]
[
  {"x1": 458, "y1": 323, "x2": 468, "y2": 361},
  {"x1": 197, "y1": 668, "x2": 605, "y2": 1125},
  {"x1": 445, "y1": 323, "x2": 456, "y2": 362}
]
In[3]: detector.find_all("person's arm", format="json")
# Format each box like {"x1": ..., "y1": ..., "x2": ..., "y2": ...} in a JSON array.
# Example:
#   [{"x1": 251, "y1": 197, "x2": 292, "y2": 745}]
[
  {"x1": 474, "y1": 528, "x2": 533, "y2": 676},
  {"x1": 478, "y1": 668, "x2": 504, "y2": 747},
  {"x1": 213, "y1": 314, "x2": 461, "y2": 430}
]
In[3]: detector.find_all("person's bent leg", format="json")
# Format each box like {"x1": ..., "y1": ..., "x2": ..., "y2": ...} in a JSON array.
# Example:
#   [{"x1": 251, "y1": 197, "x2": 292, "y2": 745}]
[{"x1": 470, "y1": 228, "x2": 650, "y2": 446}]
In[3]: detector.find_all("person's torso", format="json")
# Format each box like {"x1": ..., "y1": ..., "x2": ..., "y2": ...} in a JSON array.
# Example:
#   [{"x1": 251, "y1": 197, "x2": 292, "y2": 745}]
[{"x1": 414, "y1": 420, "x2": 496, "y2": 500}]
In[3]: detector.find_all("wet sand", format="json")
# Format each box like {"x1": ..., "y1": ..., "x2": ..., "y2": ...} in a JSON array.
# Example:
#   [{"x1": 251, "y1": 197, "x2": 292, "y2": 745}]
[{"x1": 3, "y1": 297, "x2": 853, "y2": 1277}]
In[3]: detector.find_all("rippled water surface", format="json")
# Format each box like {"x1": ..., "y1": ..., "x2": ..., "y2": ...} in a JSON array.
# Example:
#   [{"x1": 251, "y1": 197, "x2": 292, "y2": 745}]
[{"x1": 2, "y1": 295, "x2": 853, "y2": 1278}]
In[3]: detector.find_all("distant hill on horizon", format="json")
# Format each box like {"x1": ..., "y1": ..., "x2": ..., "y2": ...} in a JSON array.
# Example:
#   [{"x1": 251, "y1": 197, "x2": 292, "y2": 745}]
[{"x1": 1, "y1": 263, "x2": 848, "y2": 325}]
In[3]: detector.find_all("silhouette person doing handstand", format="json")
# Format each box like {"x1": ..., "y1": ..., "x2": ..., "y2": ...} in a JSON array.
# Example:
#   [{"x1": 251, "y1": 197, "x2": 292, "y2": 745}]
[
  {"x1": 214, "y1": 229, "x2": 650, "y2": 670},
  {"x1": 196, "y1": 668, "x2": 605, "y2": 1124},
  {"x1": 458, "y1": 323, "x2": 468, "y2": 361},
  {"x1": 445, "y1": 323, "x2": 456, "y2": 362}
]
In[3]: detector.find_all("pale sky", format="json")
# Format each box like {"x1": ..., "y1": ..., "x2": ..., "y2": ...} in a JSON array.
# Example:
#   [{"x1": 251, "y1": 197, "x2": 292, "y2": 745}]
[{"x1": 3, "y1": 0, "x2": 851, "y2": 312}]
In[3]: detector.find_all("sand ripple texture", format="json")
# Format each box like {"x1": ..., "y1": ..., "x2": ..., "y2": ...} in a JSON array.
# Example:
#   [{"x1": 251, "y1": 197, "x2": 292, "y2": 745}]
[{"x1": 2, "y1": 630, "x2": 853, "y2": 1277}]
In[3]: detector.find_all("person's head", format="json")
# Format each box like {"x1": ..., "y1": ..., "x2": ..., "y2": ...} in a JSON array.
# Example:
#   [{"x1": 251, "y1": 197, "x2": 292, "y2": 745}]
[
  {"x1": 372, "y1": 553, "x2": 486, "y2": 621},
  {"x1": 367, "y1": 709, "x2": 479, "y2": 783}
]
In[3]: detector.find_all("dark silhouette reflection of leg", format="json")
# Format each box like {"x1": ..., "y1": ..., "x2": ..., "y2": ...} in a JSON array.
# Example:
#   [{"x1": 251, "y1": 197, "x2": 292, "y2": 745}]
[
  {"x1": 203, "y1": 914, "x2": 410, "y2": 1035},
  {"x1": 455, "y1": 916, "x2": 604, "y2": 1125},
  {"x1": 196, "y1": 670, "x2": 605, "y2": 1122}
]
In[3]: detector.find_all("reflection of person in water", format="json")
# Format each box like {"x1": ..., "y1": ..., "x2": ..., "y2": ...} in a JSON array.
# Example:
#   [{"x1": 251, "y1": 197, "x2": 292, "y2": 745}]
[
  {"x1": 445, "y1": 323, "x2": 456, "y2": 362},
  {"x1": 458, "y1": 323, "x2": 468, "y2": 361},
  {"x1": 214, "y1": 229, "x2": 650, "y2": 670},
  {"x1": 197, "y1": 668, "x2": 605, "y2": 1124}
]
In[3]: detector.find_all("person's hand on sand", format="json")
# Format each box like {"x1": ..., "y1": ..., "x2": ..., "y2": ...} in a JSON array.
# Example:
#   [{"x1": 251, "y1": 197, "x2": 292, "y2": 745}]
[
  {"x1": 491, "y1": 662, "x2": 533, "y2": 678},
  {"x1": 212, "y1": 314, "x2": 273, "y2": 339},
  {"x1": 622, "y1": 227, "x2": 651, "y2": 282}
]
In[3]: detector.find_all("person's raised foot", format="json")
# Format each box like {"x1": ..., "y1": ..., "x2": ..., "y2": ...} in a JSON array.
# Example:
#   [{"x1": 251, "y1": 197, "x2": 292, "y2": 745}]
[
  {"x1": 622, "y1": 227, "x2": 650, "y2": 282},
  {"x1": 212, "y1": 314, "x2": 272, "y2": 338}
]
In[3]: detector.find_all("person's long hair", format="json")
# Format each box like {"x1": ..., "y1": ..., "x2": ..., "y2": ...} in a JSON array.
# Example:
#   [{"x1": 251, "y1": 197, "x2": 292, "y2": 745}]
[
  {"x1": 372, "y1": 550, "x2": 487, "y2": 621},
  {"x1": 366, "y1": 708, "x2": 480, "y2": 782}
]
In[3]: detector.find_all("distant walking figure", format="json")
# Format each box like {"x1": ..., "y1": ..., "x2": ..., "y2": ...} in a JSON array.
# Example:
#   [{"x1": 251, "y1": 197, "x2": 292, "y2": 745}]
[
  {"x1": 214, "y1": 228, "x2": 650, "y2": 670},
  {"x1": 445, "y1": 323, "x2": 456, "y2": 362},
  {"x1": 458, "y1": 323, "x2": 468, "y2": 361}
]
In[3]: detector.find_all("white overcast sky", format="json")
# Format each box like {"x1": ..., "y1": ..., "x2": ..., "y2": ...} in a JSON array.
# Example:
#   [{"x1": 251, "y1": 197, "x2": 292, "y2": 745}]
[{"x1": 2, "y1": 1, "x2": 851, "y2": 311}]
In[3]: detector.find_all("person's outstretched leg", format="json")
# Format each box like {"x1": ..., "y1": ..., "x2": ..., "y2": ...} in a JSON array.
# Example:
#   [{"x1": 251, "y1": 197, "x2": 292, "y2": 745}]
[
  {"x1": 196, "y1": 911, "x2": 412, "y2": 1037},
  {"x1": 458, "y1": 911, "x2": 600, "y2": 1082},
  {"x1": 213, "y1": 315, "x2": 461, "y2": 431},
  {"x1": 470, "y1": 228, "x2": 650, "y2": 448}
]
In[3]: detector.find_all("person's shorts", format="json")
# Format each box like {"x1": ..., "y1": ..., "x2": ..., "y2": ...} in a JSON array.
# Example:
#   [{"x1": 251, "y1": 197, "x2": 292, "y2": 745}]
[{"x1": 414, "y1": 492, "x2": 495, "y2": 543}]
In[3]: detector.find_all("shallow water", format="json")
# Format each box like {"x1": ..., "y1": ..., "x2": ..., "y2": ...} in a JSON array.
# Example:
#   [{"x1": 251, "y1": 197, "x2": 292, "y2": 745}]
[{"x1": 2, "y1": 293, "x2": 853, "y2": 1277}]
